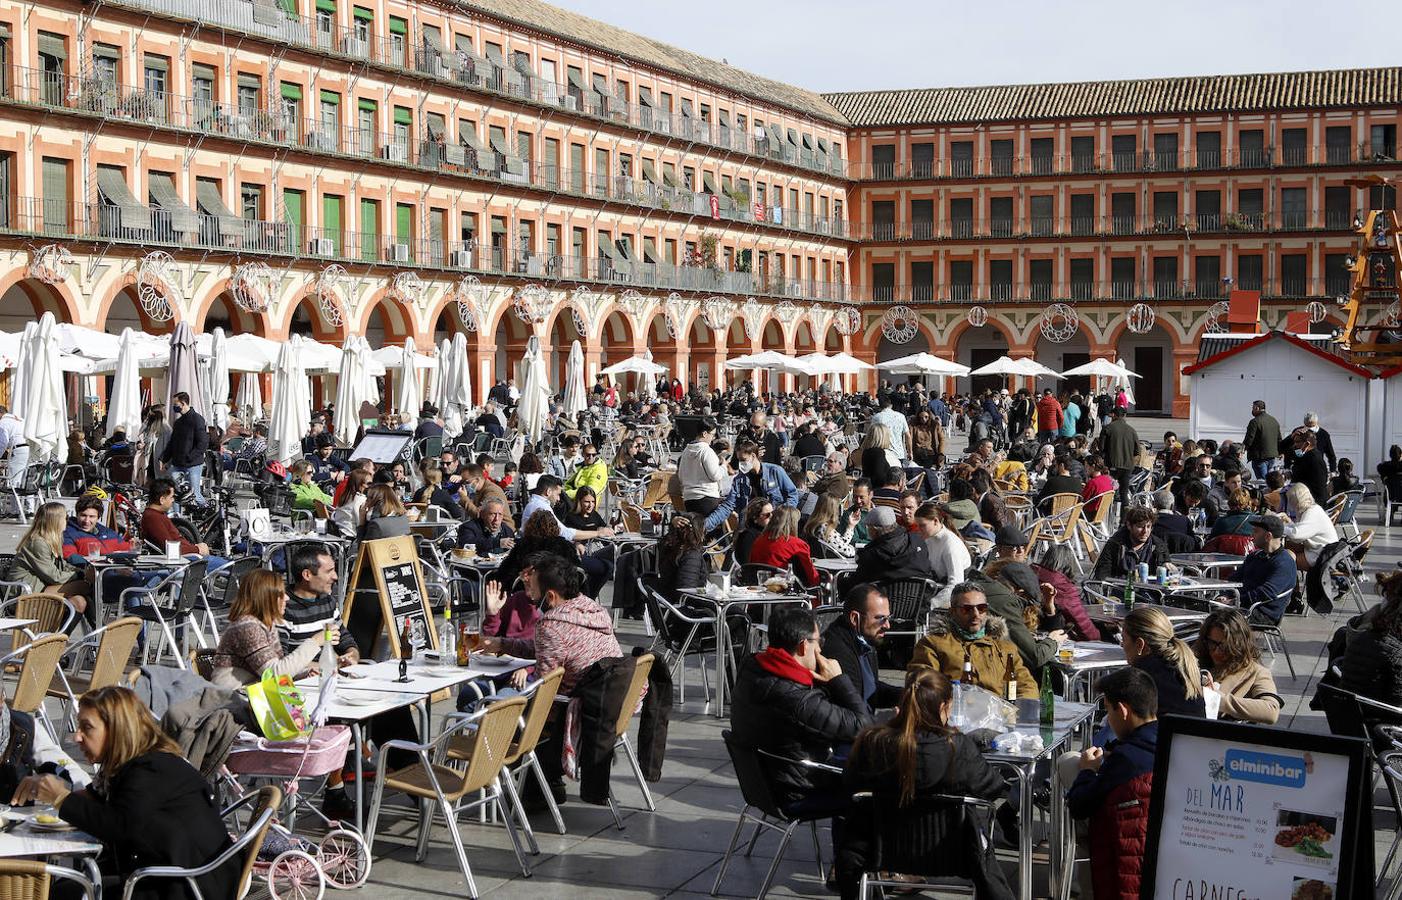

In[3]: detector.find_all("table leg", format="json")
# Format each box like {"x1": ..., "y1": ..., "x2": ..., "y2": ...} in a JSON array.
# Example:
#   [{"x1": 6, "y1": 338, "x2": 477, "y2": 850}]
[
  {"x1": 1017, "y1": 765, "x2": 1033, "y2": 900},
  {"x1": 1050, "y1": 752, "x2": 1069, "y2": 900},
  {"x1": 351, "y1": 722, "x2": 365, "y2": 833},
  {"x1": 713, "y1": 604, "x2": 726, "y2": 719}
]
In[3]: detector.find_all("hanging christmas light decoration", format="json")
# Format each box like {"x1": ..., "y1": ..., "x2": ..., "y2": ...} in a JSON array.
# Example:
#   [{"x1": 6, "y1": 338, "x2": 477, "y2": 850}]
[
  {"x1": 230, "y1": 262, "x2": 274, "y2": 314},
  {"x1": 1383, "y1": 300, "x2": 1400, "y2": 328},
  {"x1": 616, "y1": 289, "x2": 651, "y2": 334},
  {"x1": 137, "y1": 251, "x2": 179, "y2": 322},
  {"x1": 774, "y1": 299, "x2": 801, "y2": 324},
  {"x1": 454, "y1": 275, "x2": 482, "y2": 332},
  {"x1": 741, "y1": 298, "x2": 765, "y2": 341},
  {"x1": 834, "y1": 306, "x2": 861, "y2": 336},
  {"x1": 966, "y1": 306, "x2": 988, "y2": 328},
  {"x1": 316, "y1": 265, "x2": 346, "y2": 327},
  {"x1": 1038, "y1": 303, "x2": 1079, "y2": 343},
  {"x1": 1204, "y1": 300, "x2": 1230, "y2": 333},
  {"x1": 880, "y1": 305, "x2": 919, "y2": 344},
  {"x1": 388, "y1": 271, "x2": 425, "y2": 306},
  {"x1": 1126, "y1": 303, "x2": 1156, "y2": 335},
  {"x1": 1306, "y1": 300, "x2": 1328, "y2": 324},
  {"x1": 664, "y1": 292, "x2": 693, "y2": 339},
  {"x1": 513, "y1": 283, "x2": 551, "y2": 325},
  {"x1": 27, "y1": 245, "x2": 74, "y2": 286},
  {"x1": 569, "y1": 286, "x2": 597, "y2": 335},
  {"x1": 701, "y1": 296, "x2": 733, "y2": 332}
]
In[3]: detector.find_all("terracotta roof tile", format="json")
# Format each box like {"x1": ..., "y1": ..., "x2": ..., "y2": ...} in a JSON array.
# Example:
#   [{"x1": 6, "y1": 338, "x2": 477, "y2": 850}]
[
  {"x1": 458, "y1": 0, "x2": 849, "y2": 125},
  {"x1": 824, "y1": 67, "x2": 1402, "y2": 128}
]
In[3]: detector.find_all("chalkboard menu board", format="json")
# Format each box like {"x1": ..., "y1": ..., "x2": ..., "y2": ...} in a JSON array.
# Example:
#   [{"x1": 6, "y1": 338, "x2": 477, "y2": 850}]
[
  {"x1": 344, "y1": 535, "x2": 437, "y2": 658},
  {"x1": 1142, "y1": 716, "x2": 1373, "y2": 900}
]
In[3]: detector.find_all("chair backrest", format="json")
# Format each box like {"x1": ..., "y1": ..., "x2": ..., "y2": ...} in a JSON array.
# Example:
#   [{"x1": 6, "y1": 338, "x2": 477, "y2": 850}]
[
  {"x1": 88, "y1": 617, "x2": 143, "y2": 691},
  {"x1": 619, "y1": 500, "x2": 643, "y2": 534},
  {"x1": 851, "y1": 791, "x2": 994, "y2": 879},
  {"x1": 1325, "y1": 493, "x2": 1348, "y2": 524},
  {"x1": 613, "y1": 653, "x2": 654, "y2": 739},
  {"x1": 1338, "y1": 489, "x2": 1365, "y2": 525},
  {"x1": 878, "y1": 577, "x2": 938, "y2": 625},
  {"x1": 190, "y1": 648, "x2": 218, "y2": 682},
  {"x1": 11, "y1": 633, "x2": 68, "y2": 714},
  {"x1": 1084, "y1": 491, "x2": 1115, "y2": 525},
  {"x1": 455, "y1": 695, "x2": 529, "y2": 794},
  {"x1": 506, "y1": 667, "x2": 564, "y2": 765},
  {"x1": 214, "y1": 557, "x2": 262, "y2": 608},
  {"x1": 12, "y1": 593, "x2": 74, "y2": 651},
  {"x1": 171, "y1": 560, "x2": 210, "y2": 616},
  {"x1": 1041, "y1": 492, "x2": 1081, "y2": 516},
  {"x1": 722, "y1": 729, "x2": 791, "y2": 820},
  {"x1": 0, "y1": 860, "x2": 95, "y2": 900},
  {"x1": 234, "y1": 786, "x2": 284, "y2": 898}
]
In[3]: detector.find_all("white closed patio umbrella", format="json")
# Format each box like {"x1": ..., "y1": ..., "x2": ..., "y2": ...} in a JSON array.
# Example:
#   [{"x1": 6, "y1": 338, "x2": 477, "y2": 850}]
[
  {"x1": 448, "y1": 331, "x2": 472, "y2": 421},
  {"x1": 333, "y1": 335, "x2": 376, "y2": 447},
  {"x1": 203, "y1": 327, "x2": 231, "y2": 430},
  {"x1": 563, "y1": 340, "x2": 587, "y2": 417},
  {"x1": 236, "y1": 374, "x2": 264, "y2": 422},
  {"x1": 107, "y1": 329, "x2": 144, "y2": 439},
  {"x1": 395, "y1": 338, "x2": 423, "y2": 428},
  {"x1": 516, "y1": 336, "x2": 550, "y2": 443},
  {"x1": 20, "y1": 313, "x2": 66, "y2": 463},
  {"x1": 1114, "y1": 357, "x2": 1137, "y2": 406},
  {"x1": 268, "y1": 335, "x2": 312, "y2": 464},
  {"x1": 432, "y1": 338, "x2": 451, "y2": 416},
  {"x1": 165, "y1": 322, "x2": 205, "y2": 414},
  {"x1": 10, "y1": 322, "x2": 35, "y2": 421}
]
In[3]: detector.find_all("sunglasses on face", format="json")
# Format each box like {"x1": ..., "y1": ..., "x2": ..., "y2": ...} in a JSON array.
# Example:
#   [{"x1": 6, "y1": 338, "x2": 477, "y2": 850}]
[
  {"x1": 955, "y1": 603, "x2": 989, "y2": 614},
  {"x1": 1201, "y1": 636, "x2": 1224, "y2": 651},
  {"x1": 866, "y1": 613, "x2": 892, "y2": 624}
]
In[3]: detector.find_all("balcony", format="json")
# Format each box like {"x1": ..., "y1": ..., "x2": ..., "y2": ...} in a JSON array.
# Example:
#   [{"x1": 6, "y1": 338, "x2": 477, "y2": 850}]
[
  {"x1": 849, "y1": 208, "x2": 1355, "y2": 242},
  {"x1": 0, "y1": 196, "x2": 850, "y2": 305},
  {"x1": 849, "y1": 277, "x2": 1340, "y2": 305},
  {"x1": 88, "y1": 0, "x2": 851, "y2": 180},
  {"x1": 0, "y1": 68, "x2": 850, "y2": 244},
  {"x1": 847, "y1": 140, "x2": 1389, "y2": 181}
]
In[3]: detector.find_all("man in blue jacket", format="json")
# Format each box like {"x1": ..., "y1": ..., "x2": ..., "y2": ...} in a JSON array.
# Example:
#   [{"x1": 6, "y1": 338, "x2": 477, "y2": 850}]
[
  {"x1": 704, "y1": 440, "x2": 798, "y2": 532},
  {"x1": 1229, "y1": 515, "x2": 1299, "y2": 624}
]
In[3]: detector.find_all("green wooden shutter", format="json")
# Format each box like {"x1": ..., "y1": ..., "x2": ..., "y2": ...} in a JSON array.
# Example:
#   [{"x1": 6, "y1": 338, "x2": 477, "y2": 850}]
[
  {"x1": 352, "y1": 5, "x2": 372, "y2": 20},
  {"x1": 393, "y1": 106, "x2": 411, "y2": 126},
  {"x1": 428, "y1": 209, "x2": 444, "y2": 264},
  {"x1": 319, "y1": 89, "x2": 340, "y2": 106},
  {"x1": 282, "y1": 188, "x2": 304, "y2": 252},
  {"x1": 315, "y1": 0, "x2": 335, "y2": 11},
  {"x1": 395, "y1": 202, "x2": 412, "y2": 243},
  {"x1": 359, "y1": 199, "x2": 378, "y2": 261},
  {"x1": 280, "y1": 82, "x2": 302, "y2": 101},
  {"x1": 388, "y1": 16, "x2": 406, "y2": 34},
  {"x1": 322, "y1": 194, "x2": 342, "y2": 254},
  {"x1": 41, "y1": 157, "x2": 69, "y2": 233},
  {"x1": 358, "y1": 98, "x2": 377, "y2": 112}
]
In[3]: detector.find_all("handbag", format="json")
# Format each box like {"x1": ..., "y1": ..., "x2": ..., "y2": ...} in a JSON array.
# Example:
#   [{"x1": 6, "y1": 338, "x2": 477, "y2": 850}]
[{"x1": 246, "y1": 669, "x2": 312, "y2": 741}]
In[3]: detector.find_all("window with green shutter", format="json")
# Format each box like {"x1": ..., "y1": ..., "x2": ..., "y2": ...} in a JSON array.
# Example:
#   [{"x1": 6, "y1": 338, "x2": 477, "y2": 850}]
[
  {"x1": 321, "y1": 194, "x2": 342, "y2": 254},
  {"x1": 395, "y1": 202, "x2": 412, "y2": 245},
  {"x1": 41, "y1": 157, "x2": 69, "y2": 234},
  {"x1": 283, "y1": 188, "x2": 304, "y2": 252},
  {"x1": 359, "y1": 199, "x2": 378, "y2": 261},
  {"x1": 388, "y1": 16, "x2": 406, "y2": 33}
]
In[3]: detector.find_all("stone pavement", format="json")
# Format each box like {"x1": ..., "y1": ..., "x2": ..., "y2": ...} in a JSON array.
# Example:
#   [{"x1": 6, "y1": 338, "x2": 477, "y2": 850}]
[{"x1": 6, "y1": 492, "x2": 1399, "y2": 899}]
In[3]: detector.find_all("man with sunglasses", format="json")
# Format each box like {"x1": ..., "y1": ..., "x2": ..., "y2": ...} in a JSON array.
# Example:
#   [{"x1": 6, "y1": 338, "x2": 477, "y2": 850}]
[
  {"x1": 910, "y1": 582, "x2": 1036, "y2": 698},
  {"x1": 821, "y1": 583, "x2": 900, "y2": 712},
  {"x1": 563, "y1": 443, "x2": 609, "y2": 502}
]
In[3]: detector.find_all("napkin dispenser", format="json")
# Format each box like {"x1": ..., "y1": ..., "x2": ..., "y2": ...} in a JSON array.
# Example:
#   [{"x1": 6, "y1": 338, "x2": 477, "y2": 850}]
[{"x1": 708, "y1": 571, "x2": 731, "y2": 595}]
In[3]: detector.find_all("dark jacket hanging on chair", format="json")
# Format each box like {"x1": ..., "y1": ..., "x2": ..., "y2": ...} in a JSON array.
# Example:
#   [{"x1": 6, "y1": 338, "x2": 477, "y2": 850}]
[{"x1": 571, "y1": 648, "x2": 673, "y2": 804}]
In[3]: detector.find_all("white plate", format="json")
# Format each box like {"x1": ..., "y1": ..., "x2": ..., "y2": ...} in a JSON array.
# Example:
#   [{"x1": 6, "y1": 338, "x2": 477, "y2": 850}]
[
  {"x1": 335, "y1": 693, "x2": 383, "y2": 707},
  {"x1": 470, "y1": 655, "x2": 512, "y2": 667}
]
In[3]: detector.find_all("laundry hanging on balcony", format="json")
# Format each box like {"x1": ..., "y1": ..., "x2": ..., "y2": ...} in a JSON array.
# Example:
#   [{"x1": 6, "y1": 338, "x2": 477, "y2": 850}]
[{"x1": 96, "y1": 167, "x2": 149, "y2": 231}]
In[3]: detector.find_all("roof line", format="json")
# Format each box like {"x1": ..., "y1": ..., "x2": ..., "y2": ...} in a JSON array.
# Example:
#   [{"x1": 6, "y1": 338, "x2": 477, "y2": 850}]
[{"x1": 1181, "y1": 330, "x2": 1374, "y2": 378}]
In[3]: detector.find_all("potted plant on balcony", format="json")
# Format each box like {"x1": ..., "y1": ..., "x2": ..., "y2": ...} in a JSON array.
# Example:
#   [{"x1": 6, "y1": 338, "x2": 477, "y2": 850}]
[{"x1": 698, "y1": 233, "x2": 721, "y2": 275}]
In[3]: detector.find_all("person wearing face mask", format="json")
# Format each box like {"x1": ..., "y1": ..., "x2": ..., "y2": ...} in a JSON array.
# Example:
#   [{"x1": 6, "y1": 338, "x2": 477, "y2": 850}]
[
  {"x1": 456, "y1": 463, "x2": 509, "y2": 522},
  {"x1": 1281, "y1": 427, "x2": 1330, "y2": 503},
  {"x1": 160, "y1": 391, "x2": 208, "y2": 504},
  {"x1": 1302, "y1": 412, "x2": 1337, "y2": 474},
  {"x1": 702, "y1": 441, "x2": 799, "y2": 533}
]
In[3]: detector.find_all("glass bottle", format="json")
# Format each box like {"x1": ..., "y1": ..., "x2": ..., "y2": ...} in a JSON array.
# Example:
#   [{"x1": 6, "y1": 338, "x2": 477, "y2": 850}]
[
  {"x1": 438, "y1": 608, "x2": 456, "y2": 669},
  {"x1": 1039, "y1": 665, "x2": 1056, "y2": 725},
  {"x1": 1002, "y1": 653, "x2": 1018, "y2": 702}
]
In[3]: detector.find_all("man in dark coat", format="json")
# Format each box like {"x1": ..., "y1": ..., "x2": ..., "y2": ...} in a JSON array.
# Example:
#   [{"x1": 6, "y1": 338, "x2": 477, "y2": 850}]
[
  {"x1": 1303, "y1": 412, "x2": 1338, "y2": 474},
  {"x1": 852, "y1": 506, "x2": 934, "y2": 586},
  {"x1": 822, "y1": 583, "x2": 901, "y2": 713},
  {"x1": 730, "y1": 607, "x2": 871, "y2": 812},
  {"x1": 160, "y1": 391, "x2": 209, "y2": 504},
  {"x1": 1280, "y1": 427, "x2": 1330, "y2": 503},
  {"x1": 1243, "y1": 399, "x2": 1283, "y2": 480},
  {"x1": 1099, "y1": 406, "x2": 1139, "y2": 505}
]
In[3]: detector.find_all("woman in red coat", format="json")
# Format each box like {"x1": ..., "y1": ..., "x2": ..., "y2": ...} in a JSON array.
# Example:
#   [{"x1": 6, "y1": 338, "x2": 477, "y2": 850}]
[{"x1": 747, "y1": 506, "x2": 819, "y2": 587}]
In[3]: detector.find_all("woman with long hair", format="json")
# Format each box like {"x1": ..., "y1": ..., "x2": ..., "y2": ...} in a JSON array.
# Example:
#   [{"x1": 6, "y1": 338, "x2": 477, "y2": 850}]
[
  {"x1": 135, "y1": 404, "x2": 171, "y2": 484},
  {"x1": 748, "y1": 506, "x2": 819, "y2": 587},
  {"x1": 802, "y1": 494, "x2": 856, "y2": 559},
  {"x1": 359, "y1": 483, "x2": 410, "y2": 540},
  {"x1": 495, "y1": 509, "x2": 580, "y2": 590},
  {"x1": 732, "y1": 498, "x2": 774, "y2": 567},
  {"x1": 913, "y1": 503, "x2": 970, "y2": 603},
  {"x1": 1120, "y1": 606, "x2": 1206, "y2": 719},
  {"x1": 968, "y1": 466, "x2": 1010, "y2": 531},
  {"x1": 1194, "y1": 609, "x2": 1281, "y2": 724},
  {"x1": 838, "y1": 669, "x2": 1010, "y2": 900},
  {"x1": 210, "y1": 569, "x2": 339, "y2": 689},
  {"x1": 13, "y1": 686, "x2": 240, "y2": 900},
  {"x1": 1338, "y1": 571, "x2": 1402, "y2": 714},
  {"x1": 908, "y1": 408, "x2": 944, "y2": 468},
  {"x1": 657, "y1": 511, "x2": 711, "y2": 600},
  {"x1": 859, "y1": 423, "x2": 901, "y2": 489},
  {"x1": 331, "y1": 467, "x2": 373, "y2": 537},
  {"x1": 6, "y1": 500, "x2": 91, "y2": 617}
]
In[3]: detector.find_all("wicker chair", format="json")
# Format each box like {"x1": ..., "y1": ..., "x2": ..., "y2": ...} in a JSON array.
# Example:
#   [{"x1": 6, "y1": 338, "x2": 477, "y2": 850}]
[{"x1": 0, "y1": 860, "x2": 96, "y2": 900}]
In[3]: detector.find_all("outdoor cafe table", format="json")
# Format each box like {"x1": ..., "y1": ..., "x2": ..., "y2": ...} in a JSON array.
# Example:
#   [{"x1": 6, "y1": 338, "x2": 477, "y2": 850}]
[
  {"x1": 1051, "y1": 640, "x2": 1128, "y2": 702},
  {"x1": 0, "y1": 814, "x2": 104, "y2": 893},
  {"x1": 1084, "y1": 598, "x2": 1210, "y2": 628},
  {"x1": 813, "y1": 557, "x2": 856, "y2": 603},
  {"x1": 295, "y1": 654, "x2": 533, "y2": 831},
  {"x1": 1098, "y1": 574, "x2": 1242, "y2": 607},
  {"x1": 1169, "y1": 552, "x2": 1244, "y2": 577},
  {"x1": 983, "y1": 699, "x2": 1096, "y2": 900},
  {"x1": 447, "y1": 551, "x2": 509, "y2": 596},
  {"x1": 87, "y1": 554, "x2": 193, "y2": 624},
  {"x1": 679, "y1": 586, "x2": 814, "y2": 718}
]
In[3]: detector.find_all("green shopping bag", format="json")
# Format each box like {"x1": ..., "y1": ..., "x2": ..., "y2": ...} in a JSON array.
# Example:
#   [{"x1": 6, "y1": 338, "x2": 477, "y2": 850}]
[{"x1": 246, "y1": 670, "x2": 311, "y2": 741}]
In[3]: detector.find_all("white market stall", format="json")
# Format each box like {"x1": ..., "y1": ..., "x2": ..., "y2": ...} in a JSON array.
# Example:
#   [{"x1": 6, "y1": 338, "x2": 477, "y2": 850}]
[{"x1": 1185, "y1": 332, "x2": 1371, "y2": 472}]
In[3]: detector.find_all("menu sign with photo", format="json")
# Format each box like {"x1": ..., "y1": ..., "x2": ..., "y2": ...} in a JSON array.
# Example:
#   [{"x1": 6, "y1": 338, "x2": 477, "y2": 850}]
[{"x1": 1142, "y1": 717, "x2": 1373, "y2": 900}]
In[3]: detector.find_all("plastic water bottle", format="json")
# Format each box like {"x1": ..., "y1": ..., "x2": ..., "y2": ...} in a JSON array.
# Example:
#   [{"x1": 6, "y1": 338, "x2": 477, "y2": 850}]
[
  {"x1": 950, "y1": 680, "x2": 965, "y2": 729},
  {"x1": 320, "y1": 625, "x2": 337, "y2": 701},
  {"x1": 438, "y1": 609, "x2": 457, "y2": 669}
]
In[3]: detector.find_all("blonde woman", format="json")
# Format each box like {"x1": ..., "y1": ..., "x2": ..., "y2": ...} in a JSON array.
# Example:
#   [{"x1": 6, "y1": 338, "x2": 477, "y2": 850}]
[
  {"x1": 1121, "y1": 606, "x2": 1206, "y2": 718},
  {"x1": 210, "y1": 569, "x2": 338, "y2": 689},
  {"x1": 288, "y1": 459, "x2": 332, "y2": 512},
  {"x1": 360, "y1": 483, "x2": 411, "y2": 540},
  {"x1": 6, "y1": 501, "x2": 91, "y2": 618},
  {"x1": 13, "y1": 686, "x2": 241, "y2": 899},
  {"x1": 1280, "y1": 482, "x2": 1338, "y2": 568},
  {"x1": 859, "y1": 423, "x2": 901, "y2": 489},
  {"x1": 801, "y1": 494, "x2": 856, "y2": 559},
  {"x1": 331, "y1": 468, "x2": 373, "y2": 537}
]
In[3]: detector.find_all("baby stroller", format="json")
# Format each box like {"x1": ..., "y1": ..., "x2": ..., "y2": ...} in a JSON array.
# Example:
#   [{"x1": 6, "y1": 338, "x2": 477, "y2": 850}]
[{"x1": 222, "y1": 677, "x2": 371, "y2": 899}]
